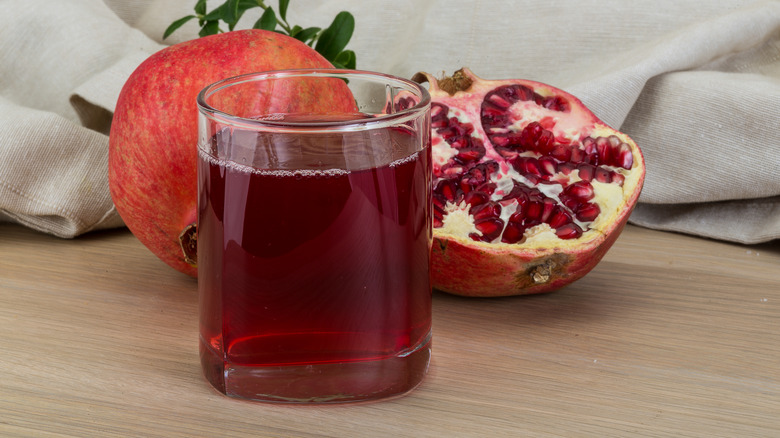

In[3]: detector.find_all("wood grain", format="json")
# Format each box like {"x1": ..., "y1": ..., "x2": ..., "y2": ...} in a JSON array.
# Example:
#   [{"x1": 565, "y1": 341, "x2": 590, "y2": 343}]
[{"x1": 1, "y1": 223, "x2": 778, "y2": 437}]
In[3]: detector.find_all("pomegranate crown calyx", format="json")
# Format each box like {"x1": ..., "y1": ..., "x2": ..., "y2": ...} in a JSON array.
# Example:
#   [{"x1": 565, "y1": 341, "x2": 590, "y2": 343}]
[{"x1": 412, "y1": 68, "x2": 475, "y2": 96}]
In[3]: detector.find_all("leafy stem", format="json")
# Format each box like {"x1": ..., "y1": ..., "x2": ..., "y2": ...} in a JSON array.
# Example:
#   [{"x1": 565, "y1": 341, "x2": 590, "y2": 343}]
[{"x1": 163, "y1": 0, "x2": 356, "y2": 69}]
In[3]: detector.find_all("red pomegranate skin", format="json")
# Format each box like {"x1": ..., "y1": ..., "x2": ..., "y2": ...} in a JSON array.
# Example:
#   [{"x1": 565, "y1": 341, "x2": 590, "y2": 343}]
[
  {"x1": 431, "y1": 209, "x2": 632, "y2": 297},
  {"x1": 109, "y1": 30, "x2": 356, "y2": 276}
]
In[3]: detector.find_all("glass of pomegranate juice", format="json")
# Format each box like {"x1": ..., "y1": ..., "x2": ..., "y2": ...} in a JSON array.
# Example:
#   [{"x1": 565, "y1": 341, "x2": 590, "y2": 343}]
[{"x1": 196, "y1": 69, "x2": 432, "y2": 403}]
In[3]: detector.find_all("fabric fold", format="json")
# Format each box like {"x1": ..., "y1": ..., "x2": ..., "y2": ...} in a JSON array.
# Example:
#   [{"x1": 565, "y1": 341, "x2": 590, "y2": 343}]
[{"x1": 0, "y1": 0, "x2": 163, "y2": 237}]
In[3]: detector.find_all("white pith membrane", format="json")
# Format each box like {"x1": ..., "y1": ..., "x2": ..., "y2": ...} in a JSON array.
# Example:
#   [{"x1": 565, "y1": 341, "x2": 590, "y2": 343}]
[{"x1": 430, "y1": 78, "x2": 643, "y2": 250}]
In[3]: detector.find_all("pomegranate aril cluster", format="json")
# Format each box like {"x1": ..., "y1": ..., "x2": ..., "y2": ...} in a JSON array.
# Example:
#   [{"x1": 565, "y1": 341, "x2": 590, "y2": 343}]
[
  {"x1": 431, "y1": 103, "x2": 486, "y2": 176},
  {"x1": 432, "y1": 87, "x2": 635, "y2": 245}
]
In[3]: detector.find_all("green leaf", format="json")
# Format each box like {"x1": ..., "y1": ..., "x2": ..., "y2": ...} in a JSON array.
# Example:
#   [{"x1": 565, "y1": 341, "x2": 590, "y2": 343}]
[
  {"x1": 279, "y1": 0, "x2": 289, "y2": 22},
  {"x1": 237, "y1": 0, "x2": 261, "y2": 16},
  {"x1": 223, "y1": 0, "x2": 241, "y2": 26},
  {"x1": 333, "y1": 50, "x2": 356, "y2": 70},
  {"x1": 253, "y1": 7, "x2": 277, "y2": 31},
  {"x1": 199, "y1": 20, "x2": 221, "y2": 37},
  {"x1": 314, "y1": 11, "x2": 355, "y2": 61},
  {"x1": 165, "y1": 1, "x2": 358, "y2": 69},
  {"x1": 194, "y1": 0, "x2": 207, "y2": 15},
  {"x1": 293, "y1": 26, "x2": 320, "y2": 44},
  {"x1": 202, "y1": 4, "x2": 224, "y2": 21},
  {"x1": 163, "y1": 15, "x2": 196, "y2": 40},
  {"x1": 233, "y1": 0, "x2": 263, "y2": 29}
]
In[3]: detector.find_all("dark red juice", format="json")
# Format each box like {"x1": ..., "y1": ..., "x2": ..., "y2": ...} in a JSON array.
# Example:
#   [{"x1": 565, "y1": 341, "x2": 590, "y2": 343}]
[{"x1": 197, "y1": 124, "x2": 432, "y2": 401}]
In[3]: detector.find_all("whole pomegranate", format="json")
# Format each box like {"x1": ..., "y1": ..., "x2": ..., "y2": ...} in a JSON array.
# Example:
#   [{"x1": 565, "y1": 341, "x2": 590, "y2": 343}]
[
  {"x1": 109, "y1": 30, "x2": 356, "y2": 276},
  {"x1": 413, "y1": 68, "x2": 645, "y2": 297}
]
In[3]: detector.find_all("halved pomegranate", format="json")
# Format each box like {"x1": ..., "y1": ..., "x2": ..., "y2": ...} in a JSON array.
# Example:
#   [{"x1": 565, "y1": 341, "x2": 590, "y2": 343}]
[{"x1": 412, "y1": 68, "x2": 645, "y2": 297}]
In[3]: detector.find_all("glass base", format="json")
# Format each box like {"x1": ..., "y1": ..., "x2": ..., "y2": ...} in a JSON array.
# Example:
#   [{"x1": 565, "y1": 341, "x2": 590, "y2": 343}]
[{"x1": 200, "y1": 333, "x2": 431, "y2": 404}]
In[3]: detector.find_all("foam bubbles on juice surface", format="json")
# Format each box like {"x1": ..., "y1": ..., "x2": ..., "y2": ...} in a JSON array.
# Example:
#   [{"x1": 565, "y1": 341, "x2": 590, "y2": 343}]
[
  {"x1": 389, "y1": 150, "x2": 420, "y2": 167},
  {"x1": 199, "y1": 147, "x2": 349, "y2": 178},
  {"x1": 265, "y1": 168, "x2": 350, "y2": 179}
]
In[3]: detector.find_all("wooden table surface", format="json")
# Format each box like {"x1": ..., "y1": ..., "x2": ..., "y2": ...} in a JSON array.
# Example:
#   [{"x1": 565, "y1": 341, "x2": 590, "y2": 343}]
[{"x1": 1, "y1": 222, "x2": 778, "y2": 437}]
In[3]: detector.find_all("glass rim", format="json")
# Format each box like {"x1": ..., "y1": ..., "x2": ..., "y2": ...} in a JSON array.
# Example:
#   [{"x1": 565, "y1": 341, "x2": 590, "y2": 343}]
[{"x1": 196, "y1": 68, "x2": 431, "y2": 131}]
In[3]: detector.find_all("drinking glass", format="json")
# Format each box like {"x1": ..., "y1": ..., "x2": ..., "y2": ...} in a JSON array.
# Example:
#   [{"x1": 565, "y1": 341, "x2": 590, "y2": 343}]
[{"x1": 196, "y1": 69, "x2": 432, "y2": 403}]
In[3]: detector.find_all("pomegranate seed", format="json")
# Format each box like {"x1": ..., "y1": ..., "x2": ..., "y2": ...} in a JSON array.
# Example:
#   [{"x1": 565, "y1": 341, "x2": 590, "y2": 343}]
[
  {"x1": 612, "y1": 173, "x2": 625, "y2": 185},
  {"x1": 511, "y1": 200, "x2": 526, "y2": 218},
  {"x1": 460, "y1": 161, "x2": 496, "y2": 193},
  {"x1": 437, "y1": 126, "x2": 457, "y2": 139},
  {"x1": 525, "y1": 173, "x2": 542, "y2": 185},
  {"x1": 562, "y1": 180, "x2": 595, "y2": 201},
  {"x1": 595, "y1": 137, "x2": 611, "y2": 165},
  {"x1": 501, "y1": 221, "x2": 525, "y2": 244},
  {"x1": 527, "y1": 190, "x2": 545, "y2": 204},
  {"x1": 434, "y1": 178, "x2": 461, "y2": 202},
  {"x1": 562, "y1": 197, "x2": 580, "y2": 211},
  {"x1": 575, "y1": 203, "x2": 601, "y2": 222},
  {"x1": 594, "y1": 167, "x2": 613, "y2": 183},
  {"x1": 547, "y1": 207, "x2": 573, "y2": 229},
  {"x1": 480, "y1": 108, "x2": 508, "y2": 127},
  {"x1": 440, "y1": 164, "x2": 464, "y2": 178},
  {"x1": 500, "y1": 181, "x2": 531, "y2": 204},
  {"x1": 539, "y1": 198, "x2": 556, "y2": 223},
  {"x1": 504, "y1": 132, "x2": 525, "y2": 147},
  {"x1": 490, "y1": 133, "x2": 510, "y2": 148},
  {"x1": 523, "y1": 158, "x2": 543, "y2": 177},
  {"x1": 431, "y1": 102, "x2": 447, "y2": 114},
  {"x1": 485, "y1": 84, "x2": 533, "y2": 107},
  {"x1": 582, "y1": 137, "x2": 596, "y2": 154},
  {"x1": 493, "y1": 132, "x2": 526, "y2": 157},
  {"x1": 570, "y1": 147, "x2": 586, "y2": 164},
  {"x1": 448, "y1": 136, "x2": 468, "y2": 149},
  {"x1": 511, "y1": 84, "x2": 536, "y2": 101},
  {"x1": 433, "y1": 201, "x2": 446, "y2": 228},
  {"x1": 454, "y1": 147, "x2": 485, "y2": 165},
  {"x1": 470, "y1": 201, "x2": 502, "y2": 221},
  {"x1": 509, "y1": 156, "x2": 525, "y2": 173},
  {"x1": 433, "y1": 196, "x2": 447, "y2": 211},
  {"x1": 484, "y1": 160, "x2": 500, "y2": 174},
  {"x1": 538, "y1": 156, "x2": 558, "y2": 176},
  {"x1": 519, "y1": 122, "x2": 551, "y2": 152},
  {"x1": 524, "y1": 218, "x2": 542, "y2": 229},
  {"x1": 475, "y1": 182, "x2": 497, "y2": 195},
  {"x1": 536, "y1": 130, "x2": 555, "y2": 154},
  {"x1": 431, "y1": 103, "x2": 448, "y2": 123},
  {"x1": 555, "y1": 223, "x2": 583, "y2": 239},
  {"x1": 577, "y1": 164, "x2": 594, "y2": 181},
  {"x1": 615, "y1": 142, "x2": 634, "y2": 169},
  {"x1": 525, "y1": 198, "x2": 556, "y2": 223},
  {"x1": 453, "y1": 120, "x2": 474, "y2": 136},
  {"x1": 521, "y1": 121, "x2": 539, "y2": 138},
  {"x1": 485, "y1": 93, "x2": 513, "y2": 110},
  {"x1": 542, "y1": 96, "x2": 569, "y2": 112},
  {"x1": 550, "y1": 144, "x2": 572, "y2": 161},
  {"x1": 472, "y1": 217, "x2": 505, "y2": 242},
  {"x1": 558, "y1": 162, "x2": 575, "y2": 175},
  {"x1": 526, "y1": 201, "x2": 543, "y2": 221},
  {"x1": 464, "y1": 191, "x2": 491, "y2": 208}
]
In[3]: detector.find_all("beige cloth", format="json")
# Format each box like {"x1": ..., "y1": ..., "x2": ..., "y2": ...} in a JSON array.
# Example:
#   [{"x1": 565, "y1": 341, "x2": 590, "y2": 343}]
[{"x1": 1, "y1": 0, "x2": 779, "y2": 243}]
